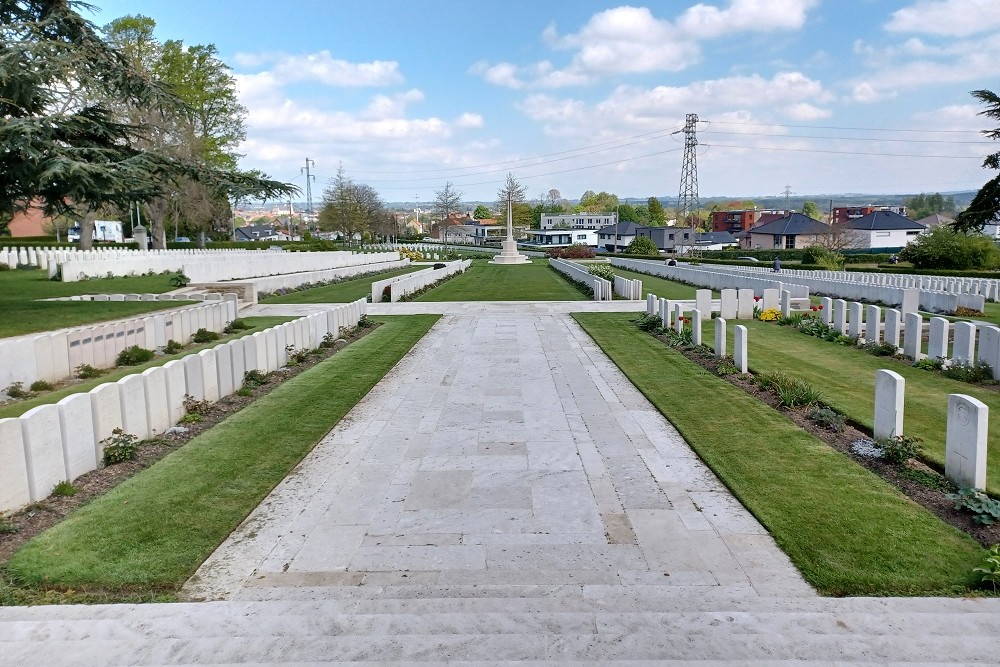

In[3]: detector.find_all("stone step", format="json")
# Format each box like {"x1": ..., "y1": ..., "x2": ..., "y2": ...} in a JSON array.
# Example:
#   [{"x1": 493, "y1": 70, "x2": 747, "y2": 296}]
[{"x1": 3, "y1": 629, "x2": 999, "y2": 664}]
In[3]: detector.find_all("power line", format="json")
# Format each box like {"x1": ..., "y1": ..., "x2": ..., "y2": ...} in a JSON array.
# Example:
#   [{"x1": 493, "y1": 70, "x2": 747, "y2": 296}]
[
  {"x1": 676, "y1": 113, "x2": 700, "y2": 219},
  {"x1": 700, "y1": 130, "x2": 994, "y2": 145},
  {"x1": 701, "y1": 119, "x2": 983, "y2": 134},
  {"x1": 701, "y1": 143, "x2": 983, "y2": 159}
]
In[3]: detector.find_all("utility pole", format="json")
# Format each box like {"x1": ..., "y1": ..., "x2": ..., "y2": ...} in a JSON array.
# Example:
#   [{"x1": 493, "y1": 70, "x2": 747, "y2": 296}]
[
  {"x1": 674, "y1": 113, "x2": 700, "y2": 227},
  {"x1": 301, "y1": 158, "x2": 316, "y2": 229},
  {"x1": 783, "y1": 185, "x2": 793, "y2": 210}
]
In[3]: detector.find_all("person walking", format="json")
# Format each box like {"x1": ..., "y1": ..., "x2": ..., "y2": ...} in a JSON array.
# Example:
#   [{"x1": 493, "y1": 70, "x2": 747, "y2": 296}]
[{"x1": 772, "y1": 256, "x2": 781, "y2": 273}]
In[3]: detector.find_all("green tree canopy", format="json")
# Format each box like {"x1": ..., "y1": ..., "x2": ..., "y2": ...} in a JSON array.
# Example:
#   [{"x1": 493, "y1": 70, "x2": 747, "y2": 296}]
[
  {"x1": 647, "y1": 197, "x2": 666, "y2": 225},
  {"x1": 472, "y1": 205, "x2": 491, "y2": 219},
  {"x1": 625, "y1": 235, "x2": 659, "y2": 255},
  {"x1": 801, "y1": 201, "x2": 823, "y2": 220},
  {"x1": 904, "y1": 192, "x2": 956, "y2": 220},
  {"x1": 899, "y1": 226, "x2": 1000, "y2": 270},
  {"x1": 617, "y1": 203, "x2": 639, "y2": 222},
  {"x1": 578, "y1": 190, "x2": 618, "y2": 213},
  {"x1": 955, "y1": 89, "x2": 1000, "y2": 233}
]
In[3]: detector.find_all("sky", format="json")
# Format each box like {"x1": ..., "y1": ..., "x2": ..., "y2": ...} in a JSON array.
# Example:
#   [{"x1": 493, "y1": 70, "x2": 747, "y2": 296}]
[{"x1": 82, "y1": 0, "x2": 1000, "y2": 205}]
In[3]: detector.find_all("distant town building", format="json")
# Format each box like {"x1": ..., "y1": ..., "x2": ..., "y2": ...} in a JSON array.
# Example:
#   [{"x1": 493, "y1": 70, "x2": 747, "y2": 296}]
[
  {"x1": 540, "y1": 212, "x2": 617, "y2": 231},
  {"x1": 832, "y1": 205, "x2": 906, "y2": 225},
  {"x1": 710, "y1": 209, "x2": 790, "y2": 234},
  {"x1": 596, "y1": 220, "x2": 641, "y2": 252},
  {"x1": 633, "y1": 226, "x2": 695, "y2": 254},
  {"x1": 843, "y1": 210, "x2": 926, "y2": 249},
  {"x1": 748, "y1": 213, "x2": 832, "y2": 250},
  {"x1": 235, "y1": 225, "x2": 287, "y2": 241},
  {"x1": 525, "y1": 229, "x2": 597, "y2": 247}
]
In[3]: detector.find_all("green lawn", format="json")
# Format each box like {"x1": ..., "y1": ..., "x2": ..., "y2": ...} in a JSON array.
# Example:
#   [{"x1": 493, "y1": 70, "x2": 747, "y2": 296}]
[
  {"x1": 575, "y1": 312, "x2": 984, "y2": 596},
  {"x1": 4, "y1": 315, "x2": 439, "y2": 595},
  {"x1": 413, "y1": 258, "x2": 585, "y2": 301},
  {"x1": 608, "y1": 266, "x2": 712, "y2": 300},
  {"x1": 260, "y1": 265, "x2": 424, "y2": 304},
  {"x1": 0, "y1": 316, "x2": 294, "y2": 419},
  {"x1": 715, "y1": 319, "x2": 1000, "y2": 493},
  {"x1": 0, "y1": 269, "x2": 189, "y2": 338}
]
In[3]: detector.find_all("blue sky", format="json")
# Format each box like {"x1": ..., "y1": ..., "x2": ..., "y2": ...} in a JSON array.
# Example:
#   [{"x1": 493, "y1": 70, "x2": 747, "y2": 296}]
[{"x1": 84, "y1": 0, "x2": 1000, "y2": 204}]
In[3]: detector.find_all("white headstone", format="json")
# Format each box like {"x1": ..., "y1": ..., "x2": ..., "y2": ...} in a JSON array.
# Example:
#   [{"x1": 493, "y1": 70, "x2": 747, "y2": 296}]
[
  {"x1": 945, "y1": 394, "x2": 989, "y2": 490},
  {"x1": 19, "y1": 404, "x2": 65, "y2": 501},
  {"x1": 198, "y1": 348, "x2": 220, "y2": 402},
  {"x1": 848, "y1": 302, "x2": 863, "y2": 339},
  {"x1": 0, "y1": 418, "x2": 31, "y2": 511},
  {"x1": 182, "y1": 353, "x2": 205, "y2": 401},
  {"x1": 977, "y1": 326, "x2": 1000, "y2": 380},
  {"x1": 141, "y1": 367, "x2": 170, "y2": 435},
  {"x1": 695, "y1": 289, "x2": 712, "y2": 316},
  {"x1": 734, "y1": 325, "x2": 748, "y2": 373},
  {"x1": 780, "y1": 290, "x2": 792, "y2": 317},
  {"x1": 720, "y1": 289, "x2": 737, "y2": 320},
  {"x1": 761, "y1": 289, "x2": 779, "y2": 312},
  {"x1": 927, "y1": 317, "x2": 950, "y2": 362},
  {"x1": 162, "y1": 359, "x2": 187, "y2": 425},
  {"x1": 215, "y1": 343, "x2": 235, "y2": 397},
  {"x1": 691, "y1": 309, "x2": 703, "y2": 346},
  {"x1": 864, "y1": 305, "x2": 882, "y2": 344},
  {"x1": 57, "y1": 393, "x2": 98, "y2": 479},
  {"x1": 117, "y1": 374, "x2": 150, "y2": 440},
  {"x1": 833, "y1": 299, "x2": 848, "y2": 335},
  {"x1": 714, "y1": 318, "x2": 727, "y2": 358},
  {"x1": 820, "y1": 297, "x2": 833, "y2": 325},
  {"x1": 736, "y1": 288, "x2": 754, "y2": 320},
  {"x1": 952, "y1": 322, "x2": 977, "y2": 366},
  {"x1": 903, "y1": 312, "x2": 923, "y2": 361},
  {"x1": 884, "y1": 309, "x2": 902, "y2": 350},
  {"x1": 873, "y1": 369, "x2": 905, "y2": 440}
]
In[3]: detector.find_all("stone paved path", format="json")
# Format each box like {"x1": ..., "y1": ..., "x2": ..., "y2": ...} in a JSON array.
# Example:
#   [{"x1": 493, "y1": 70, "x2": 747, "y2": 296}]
[{"x1": 4, "y1": 303, "x2": 1000, "y2": 664}]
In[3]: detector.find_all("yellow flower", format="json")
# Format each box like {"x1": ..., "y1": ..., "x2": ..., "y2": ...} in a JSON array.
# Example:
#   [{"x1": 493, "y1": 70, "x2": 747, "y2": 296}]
[{"x1": 758, "y1": 308, "x2": 782, "y2": 322}]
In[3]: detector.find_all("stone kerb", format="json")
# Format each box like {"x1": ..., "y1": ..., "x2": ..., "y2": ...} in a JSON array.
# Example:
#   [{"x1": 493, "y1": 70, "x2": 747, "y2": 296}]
[
  {"x1": 0, "y1": 418, "x2": 30, "y2": 511},
  {"x1": 946, "y1": 394, "x2": 989, "y2": 489},
  {"x1": 57, "y1": 393, "x2": 98, "y2": 480},
  {"x1": 874, "y1": 369, "x2": 905, "y2": 440}
]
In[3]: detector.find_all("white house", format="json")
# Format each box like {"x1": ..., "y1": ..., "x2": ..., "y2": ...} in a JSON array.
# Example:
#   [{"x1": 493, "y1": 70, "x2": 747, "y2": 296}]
[
  {"x1": 525, "y1": 229, "x2": 597, "y2": 248},
  {"x1": 844, "y1": 210, "x2": 926, "y2": 249},
  {"x1": 540, "y1": 212, "x2": 617, "y2": 230}
]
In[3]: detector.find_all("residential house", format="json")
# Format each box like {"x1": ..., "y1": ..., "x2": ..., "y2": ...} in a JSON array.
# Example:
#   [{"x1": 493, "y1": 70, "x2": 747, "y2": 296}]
[
  {"x1": 633, "y1": 226, "x2": 695, "y2": 254},
  {"x1": 843, "y1": 210, "x2": 926, "y2": 249},
  {"x1": 694, "y1": 231, "x2": 739, "y2": 251},
  {"x1": 525, "y1": 229, "x2": 597, "y2": 247},
  {"x1": 914, "y1": 213, "x2": 954, "y2": 229},
  {"x1": 596, "y1": 220, "x2": 641, "y2": 252},
  {"x1": 748, "y1": 213, "x2": 832, "y2": 250},
  {"x1": 832, "y1": 205, "x2": 906, "y2": 225},
  {"x1": 540, "y1": 212, "x2": 617, "y2": 231},
  {"x1": 710, "y1": 209, "x2": 790, "y2": 234},
  {"x1": 235, "y1": 225, "x2": 286, "y2": 241}
]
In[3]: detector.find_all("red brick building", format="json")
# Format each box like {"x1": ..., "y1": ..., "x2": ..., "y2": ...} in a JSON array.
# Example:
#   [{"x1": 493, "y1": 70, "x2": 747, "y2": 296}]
[{"x1": 832, "y1": 205, "x2": 906, "y2": 225}]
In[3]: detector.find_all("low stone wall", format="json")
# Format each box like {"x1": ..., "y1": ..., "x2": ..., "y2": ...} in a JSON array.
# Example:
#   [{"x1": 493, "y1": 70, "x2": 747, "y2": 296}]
[
  {"x1": 611, "y1": 258, "x2": 811, "y2": 300},
  {"x1": 251, "y1": 259, "x2": 409, "y2": 297},
  {"x1": 0, "y1": 300, "x2": 236, "y2": 389},
  {"x1": 386, "y1": 260, "x2": 472, "y2": 301},
  {"x1": 0, "y1": 299, "x2": 367, "y2": 514},
  {"x1": 549, "y1": 258, "x2": 612, "y2": 300}
]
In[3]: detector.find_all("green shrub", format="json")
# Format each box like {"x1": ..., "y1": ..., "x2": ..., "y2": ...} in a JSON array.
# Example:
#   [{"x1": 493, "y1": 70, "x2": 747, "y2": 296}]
[
  {"x1": 588, "y1": 263, "x2": 616, "y2": 281},
  {"x1": 635, "y1": 313, "x2": 662, "y2": 332},
  {"x1": 320, "y1": 332, "x2": 336, "y2": 348},
  {"x1": 5, "y1": 382, "x2": 32, "y2": 399},
  {"x1": 948, "y1": 488, "x2": 1000, "y2": 525},
  {"x1": 0, "y1": 263, "x2": 10, "y2": 271},
  {"x1": 74, "y1": 363, "x2": 104, "y2": 379},
  {"x1": 757, "y1": 371, "x2": 822, "y2": 407},
  {"x1": 807, "y1": 406, "x2": 845, "y2": 432},
  {"x1": 168, "y1": 272, "x2": 191, "y2": 288},
  {"x1": 285, "y1": 345, "x2": 310, "y2": 365},
  {"x1": 899, "y1": 226, "x2": 1000, "y2": 270},
  {"x1": 716, "y1": 358, "x2": 740, "y2": 376},
  {"x1": 913, "y1": 357, "x2": 944, "y2": 371},
  {"x1": 863, "y1": 341, "x2": 898, "y2": 357},
  {"x1": 357, "y1": 314, "x2": 375, "y2": 329},
  {"x1": 942, "y1": 361, "x2": 995, "y2": 384},
  {"x1": 899, "y1": 467, "x2": 955, "y2": 492},
  {"x1": 0, "y1": 515, "x2": 19, "y2": 534},
  {"x1": 974, "y1": 544, "x2": 1000, "y2": 590},
  {"x1": 235, "y1": 387, "x2": 253, "y2": 397},
  {"x1": 192, "y1": 328, "x2": 220, "y2": 343},
  {"x1": 116, "y1": 345, "x2": 155, "y2": 367},
  {"x1": 164, "y1": 339, "x2": 185, "y2": 355},
  {"x1": 242, "y1": 369, "x2": 268, "y2": 388},
  {"x1": 223, "y1": 318, "x2": 251, "y2": 333},
  {"x1": 800, "y1": 245, "x2": 845, "y2": 270},
  {"x1": 101, "y1": 428, "x2": 139, "y2": 466},
  {"x1": 178, "y1": 413, "x2": 202, "y2": 424},
  {"x1": 624, "y1": 236, "x2": 659, "y2": 255},
  {"x1": 29, "y1": 380, "x2": 54, "y2": 392},
  {"x1": 878, "y1": 434, "x2": 924, "y2": 465},
  {"x1": 183, "y1": 395, "x2": 212, "y2": 416},
  {"x1": 51, "y1": 480, "x2": 77, "y2": 497}
]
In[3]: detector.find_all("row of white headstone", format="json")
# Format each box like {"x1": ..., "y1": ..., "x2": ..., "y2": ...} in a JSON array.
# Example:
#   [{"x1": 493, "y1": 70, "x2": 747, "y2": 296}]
[
  {"x1": 0, "y1": 299, "x2": 367, "y2": 515},
  {"x1": 0, "y1": 299, "x2": 236, "y2": 389},
  {"x1": 874, "y1": 369, "x2": 990, "y2": 490},
  {"x1": 815, "y1": 296, "x2": 1000, "y2": 380},
  {"x1": 369, "y1": 260, "x2": 473, "y2": 302},
  {"x1": 548, "y1": 258, "x2": 613, "y2": 300},
  {"x1": 645, "y1": 287, "x2": 808, "y2": 324},
  {"x1": 613, "y1": 258, "x2": 810, "y2": 300},
  {"x1": 613, "y1": 275, "x2": 643, "y2": 300},
  {"x1": 0, "y1": 245, "x2": 282, "y2": 273},
  {"x1": 695, "y1": 262, "x2": 987, "y2": 313}
]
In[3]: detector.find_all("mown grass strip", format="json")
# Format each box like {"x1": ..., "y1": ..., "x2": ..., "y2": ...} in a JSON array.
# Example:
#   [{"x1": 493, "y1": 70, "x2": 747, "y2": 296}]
[
  {"x1": 260, "y1": 265, "x2": 424, "y2": 304},
  {"x1": 0, "y1": 270, "x2": 188, "y2": 338},
  {"x1": 5, "y1": 315, "x2": 439, "y2": 593},
  {"x1": 413, "y1": 258, "x2": 586, "y2": 301},
  {"x1": 721, "y1": 320, "x2": 1000, "y2": 494},
  {"x1": 608, "y1": 266, "x2": 714, "y2": 300},
  {"x1": 574, "y1": 312, "x2": 984, "y2": 596},
  {"x1": 0, "y1": 316, "x2": 294, "y2": 419}
]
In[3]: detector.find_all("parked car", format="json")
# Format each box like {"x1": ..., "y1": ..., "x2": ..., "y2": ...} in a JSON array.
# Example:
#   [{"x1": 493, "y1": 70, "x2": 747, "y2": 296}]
[
  {"x1": 174, "y1": 236, "x2": 191, "y2": 243},
  {"x1": 736, "y1": 256, "x2": 761, "y2": 262}
]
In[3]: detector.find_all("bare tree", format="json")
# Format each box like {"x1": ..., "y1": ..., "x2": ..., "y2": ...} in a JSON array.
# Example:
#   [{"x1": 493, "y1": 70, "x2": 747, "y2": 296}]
[{"x1": 434, "y1": 181, "x2": 464, "y2": 248}]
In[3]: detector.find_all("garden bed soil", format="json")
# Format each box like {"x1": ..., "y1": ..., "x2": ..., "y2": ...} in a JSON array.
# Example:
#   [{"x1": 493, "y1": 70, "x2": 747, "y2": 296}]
[
  {"x1": 0, "y1": 323, "x2": 379, "y2": 564},
  {"x1": 659, "y1": 332, "x2": 1000, "y2": 549}
]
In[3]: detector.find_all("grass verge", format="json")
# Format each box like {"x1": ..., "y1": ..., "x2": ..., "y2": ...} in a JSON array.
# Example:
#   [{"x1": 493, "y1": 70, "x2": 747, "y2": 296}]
[
  {"x1": 0, "y1": 269, "x2": 188, "y2": 338},
  {"x1": 608, "y1": 266, "x2": 714, "y2": 301},
  {"x1": 0, "y1": 316, "x2": 294, "y2": 419},
  {"x1": 413, "y1": 258, "x2": 585, "y2": 301},
  {"x1": 3, "y1": 315, "x2": 439, "y2": 597},
  {"x1": 722, "y1": 320, "x2": 1000, "y2": 494},
  {"x1": 574, "y1": 312, "x2": 984, "y2": 596},
  {"x1": 260, "y1": 265, "x2": 424, "y2": 304}
]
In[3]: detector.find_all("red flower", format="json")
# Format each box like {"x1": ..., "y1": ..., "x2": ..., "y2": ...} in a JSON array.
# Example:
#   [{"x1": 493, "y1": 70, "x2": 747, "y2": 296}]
[
  {"x1": 811, "y1": 306, "x2": 818, "y2": 311},
  {"x1": 818, "y1": 305, "x2": 824, "y2": 309},
  {"x1": 754, "y1": 296, "x2": 761, "y2": 301}
]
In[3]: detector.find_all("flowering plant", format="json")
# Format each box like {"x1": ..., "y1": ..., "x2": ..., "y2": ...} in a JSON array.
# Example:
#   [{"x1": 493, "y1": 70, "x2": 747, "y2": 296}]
[{"x1": 758, "y1": 308, "x2": 782, "y2": 322}]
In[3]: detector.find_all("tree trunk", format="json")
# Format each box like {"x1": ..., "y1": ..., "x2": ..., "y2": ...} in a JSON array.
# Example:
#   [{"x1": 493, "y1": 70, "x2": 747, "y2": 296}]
[
  {"x1": 146, "y1": 197, "x2": 170, "y2": 249},
  {"x1": 77, "y1": 207, "x2": 95, "y2": 250}
]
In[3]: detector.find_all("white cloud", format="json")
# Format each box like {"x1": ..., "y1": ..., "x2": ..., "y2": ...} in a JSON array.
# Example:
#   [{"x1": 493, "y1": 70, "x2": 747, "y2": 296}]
[
  {"x1": 473, "y1": 1, "x2": 819, "y2": 88},
  {"x1": 676, "y1": 0, "x2": 817, "y2": 38},
  {"x1": 454, "y1": 112, "x2": 484, "y2": 129},
  {"x1": 784, "y1": 102, "x2": 832, "y2": 121},
  {"x1": 234, "y1": 50, "x2": 403, "y2": 87},
  {"x1": 885, "y1": 0, "x2": 1000, "y2": 37},
  {"x1": 850, "y1": 82, "x2": 891, "y2": 104},
  {"x1": 362, "y1": 89, "x2": 425, "y2": 119}
]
